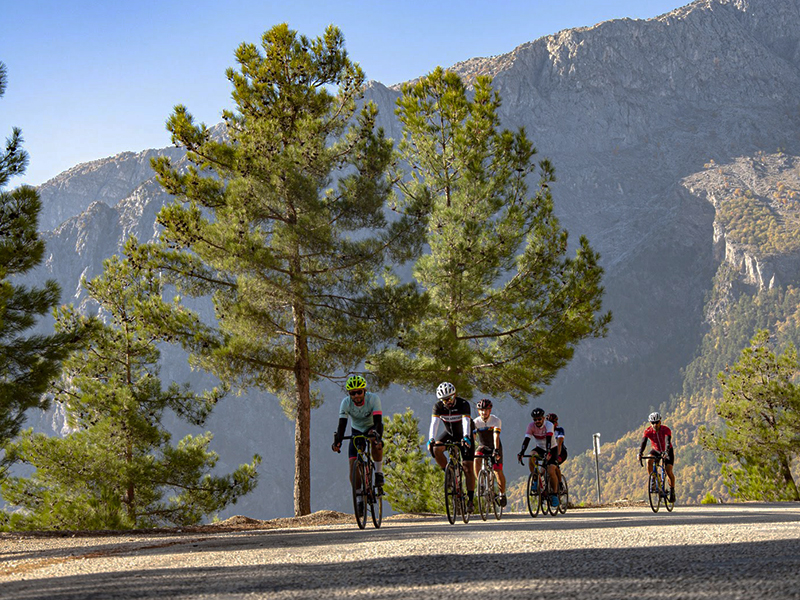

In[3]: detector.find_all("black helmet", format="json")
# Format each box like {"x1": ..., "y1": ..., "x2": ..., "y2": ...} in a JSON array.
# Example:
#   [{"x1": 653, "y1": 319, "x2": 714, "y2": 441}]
[
  {"x1": 546, "y1": 413, "x2": 558, "y2": 423},
  {"x1": 476, "y1": 398, "x2": 492, "y2": 409},
  {"x1": 531, "y1": 407, "x2": 545, "y2": 419}
]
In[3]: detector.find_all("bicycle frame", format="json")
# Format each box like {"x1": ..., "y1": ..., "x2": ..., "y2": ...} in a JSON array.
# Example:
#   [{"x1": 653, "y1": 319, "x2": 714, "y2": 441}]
[
  {"x1": 476, "y1": 450, "x2": 502, "y2": 521},
  {"x1": 521, "y1": 452, "x2": 559, "y2": 517},
  {"x1": 433, "y1": 441, "x2": 470, "y2": 525},
  {"x1": 644, "y1": 453, "x2": 674, "y2": 513},
  {"x1": 339, "y1": 433, "x2": 383, "y2": 529}
]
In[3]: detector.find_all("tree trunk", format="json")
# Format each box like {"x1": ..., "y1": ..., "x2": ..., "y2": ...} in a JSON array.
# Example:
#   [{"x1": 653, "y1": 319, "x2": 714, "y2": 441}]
[
  {"x1": 293, "y1": 301, "x2": 312, "y2": 517},
  {"x1": 778, "y1": 452, "x2": 800, "y2": 501}
]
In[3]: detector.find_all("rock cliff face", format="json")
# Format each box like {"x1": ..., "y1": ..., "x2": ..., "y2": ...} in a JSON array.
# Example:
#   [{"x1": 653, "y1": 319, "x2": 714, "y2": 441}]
[{"x1": 22, "y1": 0, "x2": 800, "y2": 518}]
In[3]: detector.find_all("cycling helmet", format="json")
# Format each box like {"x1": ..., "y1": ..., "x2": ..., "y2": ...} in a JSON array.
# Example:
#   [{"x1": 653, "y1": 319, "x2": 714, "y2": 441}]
[
  {"x1": 436, "y1": 381, "x2": 456, "y2": 399},
  {"x1": 531, "y1": 407, "x2": 545, "y2": 419},
  {"x1": 546, "y1": 412, "x2": 558, "y2": 423},
  {"x1": 345, "y1": 375, "x2": 367, "y2": 391},
  {"x1": 476, "y1": 398, "x2": 493, "y2": 410},
  {"x1": 648, "y1": 411, "x2": 661, "y2": 423}
]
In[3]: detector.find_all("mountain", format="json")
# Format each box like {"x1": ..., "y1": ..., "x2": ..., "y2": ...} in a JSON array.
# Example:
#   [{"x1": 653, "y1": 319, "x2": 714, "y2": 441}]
[{"x1": 20, "y1": 0, "x2": 800, "y2": 517}]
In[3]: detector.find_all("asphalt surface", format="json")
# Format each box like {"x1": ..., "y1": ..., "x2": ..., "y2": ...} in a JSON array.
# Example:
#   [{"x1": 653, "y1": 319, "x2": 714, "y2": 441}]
[{"x1": 2, "y1": 503, "x2": 799, "y2": 599}]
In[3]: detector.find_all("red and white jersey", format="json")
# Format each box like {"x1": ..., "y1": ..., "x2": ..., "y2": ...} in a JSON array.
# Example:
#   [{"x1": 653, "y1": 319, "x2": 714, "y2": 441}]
[
  {"x1": 643, "y1": 424, "x2": 672, "y2": 452},
  {"x1": 524, "y1": 420, "x2": 554, "y2": 450}
]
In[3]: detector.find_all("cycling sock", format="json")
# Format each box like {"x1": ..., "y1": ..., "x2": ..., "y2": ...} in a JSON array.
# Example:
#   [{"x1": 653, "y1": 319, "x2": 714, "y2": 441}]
[
  {"x1": 374, "y1": 461, "x2": 382, "y2": 473},
  {"x1": 468, "y1": 491, "x2": 474, "y2": 500}
]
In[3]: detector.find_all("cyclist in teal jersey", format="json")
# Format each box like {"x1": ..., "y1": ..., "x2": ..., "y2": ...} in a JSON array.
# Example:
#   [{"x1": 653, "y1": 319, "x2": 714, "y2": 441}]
[{"x1": 332, "y1": 375, "x2": 384, "y2": 489}]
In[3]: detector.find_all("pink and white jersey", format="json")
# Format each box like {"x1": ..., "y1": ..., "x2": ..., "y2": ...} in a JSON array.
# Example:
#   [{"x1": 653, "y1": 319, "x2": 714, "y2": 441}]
[{"x1": 524, "y1": 420, "x2": 554, "y2": 449}]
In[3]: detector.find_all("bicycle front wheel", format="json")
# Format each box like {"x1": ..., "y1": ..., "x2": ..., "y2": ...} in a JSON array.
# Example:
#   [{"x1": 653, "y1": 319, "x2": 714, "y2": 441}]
[
  {"x1": 477, "y1": 469, "x2": 490, "y2": 521},
  {"x1": 491, "y1": 471, "x2": 502, "y2": 520},
  {"x1": 444, "y1": 463, "x2": 457, "y2": 525},
  {"x1": 351, "y1": 459, "x2": 368, "y2": 529},
  {"x1": 526, "y1": 472, "x2": 542, "y2": 518},
  {"x1": 663, "y1": 472, "x2": 675, "y2": 512},
  {"x1": 648, "y1": 470, "x2": 661, "y2": 513},
  {"x1": 557, "y1": 476, "x2": 569, "y2": 515},
  {"x1": 459, "y1": 465, "x2": 470, "y2": 524}
]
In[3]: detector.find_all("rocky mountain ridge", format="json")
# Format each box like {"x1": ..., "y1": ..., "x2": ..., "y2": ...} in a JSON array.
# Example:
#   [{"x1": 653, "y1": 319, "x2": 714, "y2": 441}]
[{"x1": 21, "y1": 0, "x2": 800, "y2": 516}]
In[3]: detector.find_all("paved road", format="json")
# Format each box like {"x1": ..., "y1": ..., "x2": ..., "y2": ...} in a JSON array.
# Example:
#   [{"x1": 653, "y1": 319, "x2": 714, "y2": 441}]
[{"x1": 2, "y1": 504, "x2": 799, "y2": 599}]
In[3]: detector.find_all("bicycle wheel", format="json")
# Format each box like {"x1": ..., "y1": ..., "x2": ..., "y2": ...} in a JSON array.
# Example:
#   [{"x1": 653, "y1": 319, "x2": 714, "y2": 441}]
[
  {"x1": 663, "y1": 471, "x2": 675, "y2": 512},
  {"x1": 477, "y1": 469, "x2": 490, "y2": 521},
  {"x1": 444, "y1": 462, "x2": 457, "y2": 525},
  {"x1": 545, "y1": 473, "x2": 558, "y2": 516},
  {"x1": 351, "y1": 459, "x2": 368, "y2": 529},
  {"x1": 367, "y1": 463, "x2": 382, "y2": 528},
  {"x1": 557, "y1": 476, "x2": 569, "y2": 515},
  {"x1": 491, "y1": 471, "x2": 502, "y2": 520},
  {"x1": 459, "y1": 464, "x2": 470, "y2": 524},
  {"x1": 526, "y1": 472, "x2": 542, "y2": 518},
  {"x1": 648, "y1": 470, "x2": 661, "y2": 513}
]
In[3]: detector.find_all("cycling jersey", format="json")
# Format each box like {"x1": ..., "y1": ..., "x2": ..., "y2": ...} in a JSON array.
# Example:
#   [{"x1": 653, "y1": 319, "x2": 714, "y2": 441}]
[
  {"x1": 429, "y1": 396, "x2": 472, "y2": 441},
  {"x1": 339, "y1": 391, "x2": 382, "y2": 433},
  {"x1": 473, "y1": 414, "x2": 501, "y2": 449},
  {"x1": 642, "y1": 424, "x2": 672, "y2": 453},
  {"x1": 524, "y1": 419, "x2": 554, "y2": 450}
]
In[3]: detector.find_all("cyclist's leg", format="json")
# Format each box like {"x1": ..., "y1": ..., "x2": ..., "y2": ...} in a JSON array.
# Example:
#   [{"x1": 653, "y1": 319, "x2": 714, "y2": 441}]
[
  {"x1": 462, "y1": 441, "x2": 476, "y2": 492},
  {"x1": 495, "y1": 447, "x2": 506, "y2": 494},
  {"x1": 665, "y1": 447, "x2": 676, "y2": 489},
  {"x1": 432, "y1": 431, "x2": 450, "y2": 470}
]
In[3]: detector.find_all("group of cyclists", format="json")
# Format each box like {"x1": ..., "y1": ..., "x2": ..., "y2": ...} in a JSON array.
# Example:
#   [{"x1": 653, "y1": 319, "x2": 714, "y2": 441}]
[{"x1": 332, "y1": 375, "x2": 676, "y2": 514}]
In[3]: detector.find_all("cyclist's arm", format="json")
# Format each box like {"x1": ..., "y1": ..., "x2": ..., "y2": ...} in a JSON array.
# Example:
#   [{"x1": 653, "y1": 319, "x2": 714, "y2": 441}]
[
  {"x1": 335, "y1": 417, "x2": 348, "y2": 443},
  {"x1": 519, "y1": 434, "x2": 531, "y2": 454},
  {"x1": 372, "y1": 412, "x2": 384, "y2": 438},
  {"x1": 638, "y1": 437, "x2": 648, "y2": 457},
  {"x1": 493, "y1": 429, "x2": 501, "y2": 450},
  {"x1": 429, "y1": 415, "x2": 441, "y2": 441}
]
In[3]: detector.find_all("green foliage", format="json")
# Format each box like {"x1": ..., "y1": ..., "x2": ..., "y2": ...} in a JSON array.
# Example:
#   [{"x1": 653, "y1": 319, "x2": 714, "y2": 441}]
[
  {"x1": 700, "y1": 492, "x2": 718, "y2": 504},
  {"x1": 147, "y1": 25, "x2": 423, "y2": 516},
  {"x1": 699, "y1": 330, "x2": 800, "y2": 501},
  {"x1": 382, "y1": 409, "x2": 444, "y2": 513},
  {"x1": 0, "y1": 62, "x2": 85, "y2": 470},
  {"x1": 0, "y1": 243, "x2": 260, "y2": 530},
  {"x1": 717, "y1": 189, "x2": 800, "y2": 256},
  {"x1": 369, "y1": 68, "x2": 610, "y2": 400}
]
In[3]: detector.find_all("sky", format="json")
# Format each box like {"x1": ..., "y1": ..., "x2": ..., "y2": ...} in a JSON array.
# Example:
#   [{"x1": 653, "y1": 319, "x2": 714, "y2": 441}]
[{"x1": 1, "y1": 0, "x2": 689, "y2": 188}]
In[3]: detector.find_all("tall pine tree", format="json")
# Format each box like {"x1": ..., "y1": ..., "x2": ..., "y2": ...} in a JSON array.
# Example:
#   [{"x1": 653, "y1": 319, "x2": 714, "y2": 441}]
[
  {"x1": 370, "y1": 68, "x2": 610, "y2": 400},
  {"x1": 149, "y1": 25, "x2": 422, "y2": 516},
  {"x1": 1, "y1": 242, "x2": 260, "y2": 530},
  {"x1": 0, "y1": 62, "x2": 84, "y2": 472}
]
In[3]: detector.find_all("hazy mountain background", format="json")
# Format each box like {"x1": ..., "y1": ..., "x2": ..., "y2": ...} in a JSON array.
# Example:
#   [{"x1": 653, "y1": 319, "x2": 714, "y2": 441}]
[{"x1": 15, "y1": 0, "x2": 800, "y2": 517}]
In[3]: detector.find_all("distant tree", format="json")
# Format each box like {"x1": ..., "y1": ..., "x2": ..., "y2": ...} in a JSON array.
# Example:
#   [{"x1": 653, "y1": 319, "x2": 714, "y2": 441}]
[
  {"x1": 0, "y1": 62, "x2": 84, "y2": 473},
  {"x1": 148, "y1": 25, "x2": 423, "y2": 516},
  {"x1": 699, "y1": 329, "x2": 800, "y2": 501},
  {"x1": 369, "y1": 68, "x2": 610, "y2": 399},
  {"x1": 382, "y1": 409, "x2": 443, "y2": 513},
  {"x1": 1, "y1": 243, "x2": 260, "y2": 530}
]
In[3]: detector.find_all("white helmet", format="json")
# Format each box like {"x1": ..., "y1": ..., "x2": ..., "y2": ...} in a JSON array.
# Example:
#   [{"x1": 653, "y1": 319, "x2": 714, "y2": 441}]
[
  {"x1": 648, "y1": 412, "x2": 661, "y2": 423},
  {"x1": 436, "y1": 381, "x2": 456, "y2": 399}
]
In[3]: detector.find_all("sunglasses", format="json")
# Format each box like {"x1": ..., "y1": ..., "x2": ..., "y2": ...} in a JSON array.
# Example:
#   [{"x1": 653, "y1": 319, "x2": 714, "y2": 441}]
[{"x1": 349, "y1": 390, "x2": 365, "y2": 397}]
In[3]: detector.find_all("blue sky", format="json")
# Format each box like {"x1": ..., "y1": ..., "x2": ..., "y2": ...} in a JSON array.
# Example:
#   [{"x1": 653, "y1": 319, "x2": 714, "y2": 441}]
[{"x1": 2, "y1": 0, "x2": 688, "y2": 187}]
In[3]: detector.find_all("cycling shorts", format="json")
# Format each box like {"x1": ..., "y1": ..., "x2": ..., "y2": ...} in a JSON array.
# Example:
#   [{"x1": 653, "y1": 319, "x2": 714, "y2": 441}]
[
  {"x1": 532, "y1": 446, "x2": 561, "y2": 466},
  {"x1": 433, "y1": 430, "x2": 475, "y2": 461},
  {"x1": 649, "y1": 447, "x2": 674, "y2": 466},
  {"x1": 348, "y1": 428, "x2": 379, "y2": 459},
  {"x1": 475, "y1": 444, "x2": 503, "y2": 469}
]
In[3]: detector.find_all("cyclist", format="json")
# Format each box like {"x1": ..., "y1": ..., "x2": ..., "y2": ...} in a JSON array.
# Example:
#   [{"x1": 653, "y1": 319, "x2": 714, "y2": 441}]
[
  {"x1": 637, "y1": 411, "x2": 676, "y2": 502},
  {"x1": 332, "y1": 375, "x2": 385, "y2": 496},
  {"x1": 547, "y1": 413, "x2": 568, "y2": 493},
  {"x1": 473, "y1": 398, "x2": 507, "y2": 507},
  {"x1": 517, "y1": 407, "x2": 560, "y2": 508},
  {"x1": 427, "y1": 381, "x2": 476, "y2": 513}
]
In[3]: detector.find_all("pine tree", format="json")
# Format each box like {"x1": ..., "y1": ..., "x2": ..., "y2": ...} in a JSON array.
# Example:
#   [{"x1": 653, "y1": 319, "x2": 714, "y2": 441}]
[
  {"x1": 0, "y1": 62, "x2": 84, "y2": 471},
  {"x1": 1, "y1": 242, "x2": 260, "y2": 530},
  {"x1": 148, "y1": 25, "x2": 422, "y2": 516},
  {"x1": 699, "y1": 329, "x2": 800, "y2": 501},
  {"x1": 369, "y1": 68, "x2": 610, "y2": 400}
]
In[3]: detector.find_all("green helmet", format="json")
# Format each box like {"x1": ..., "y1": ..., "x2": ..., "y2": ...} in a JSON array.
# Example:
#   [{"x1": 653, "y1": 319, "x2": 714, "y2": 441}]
[{"x1": 345, "y1": 375, "x2": 367, "y2": 391}]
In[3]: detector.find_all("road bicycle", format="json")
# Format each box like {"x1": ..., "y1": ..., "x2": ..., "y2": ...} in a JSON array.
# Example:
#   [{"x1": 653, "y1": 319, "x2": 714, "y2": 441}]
[
  {"x1": 640, "y1": 451, "x2": 674, "y2": 513},
  {"x1": 336, "y1": 433, "x2": 383, "y2": 529},
  {"x1": 520, "y1": 452, "x2": 559, "y2": 517},
  {"x1": 433, "y1": 441, "x2": 470, "y2": 525},
  {"x1": 475, "y1": 447, "x2": 503, "y2": 521}
]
